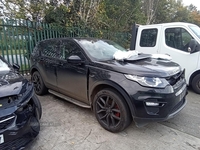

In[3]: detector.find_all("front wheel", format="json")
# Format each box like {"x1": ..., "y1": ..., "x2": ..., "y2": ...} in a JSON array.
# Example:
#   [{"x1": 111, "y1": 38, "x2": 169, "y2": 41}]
[
  {"x1": 93, "y1": 88, "x2": 132, "y2": 132},
  {"x1": 191, "y1": 74, "x2": 200, "y2": 94}
]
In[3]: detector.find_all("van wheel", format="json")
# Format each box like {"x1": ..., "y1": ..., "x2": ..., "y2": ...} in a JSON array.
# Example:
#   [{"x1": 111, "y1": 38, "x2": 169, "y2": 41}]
[
  {"x1": 93, "y1": 88, "x2": 132, "y2": 133},
  {"x1": 191, "y1": 74, "x2": 200, "y2": 94},
  {"x1": 32, "y1": 71, "x2": 47, "y2": 95}
]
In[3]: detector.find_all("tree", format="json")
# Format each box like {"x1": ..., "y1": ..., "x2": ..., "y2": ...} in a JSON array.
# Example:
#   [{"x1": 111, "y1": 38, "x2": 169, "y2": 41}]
[
  {"x1": 45, "y1": 0, "x2": 104, "y2": 28},
  {"x1": 188, "y1": 4, "x2": 198, "y2": 12},
  {"x1": 171, "y1": 0, "x2": 191, "y2": 22},
  {"x1": 154, "y1": 0, "x2": 174, "y2": 23},
  {"x1": 102, "y1": 0, "x2": 145, "y2": 31},
  {"x1": 1, "y1": 0, "x2": 46, "y2": 21},
  {"x1": 142, "y1": 0, "x2": 160, "y2": 24}
]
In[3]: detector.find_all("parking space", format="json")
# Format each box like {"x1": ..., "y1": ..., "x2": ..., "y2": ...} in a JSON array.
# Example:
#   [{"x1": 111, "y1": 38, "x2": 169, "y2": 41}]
[{"x1": 27, "y1": 89, "x2": 200, "y2": 150}]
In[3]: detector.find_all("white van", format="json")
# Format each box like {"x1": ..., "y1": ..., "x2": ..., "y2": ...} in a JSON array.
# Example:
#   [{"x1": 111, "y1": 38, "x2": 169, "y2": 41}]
[{"x1": 131, "y1": 22, "x2": 200, "y2": 94}]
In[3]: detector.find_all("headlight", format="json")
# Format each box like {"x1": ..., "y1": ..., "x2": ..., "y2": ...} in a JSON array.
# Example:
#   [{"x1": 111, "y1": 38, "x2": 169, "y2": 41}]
[{"x1": 124, "y1": 74, "x2": 169, "y2": 88}]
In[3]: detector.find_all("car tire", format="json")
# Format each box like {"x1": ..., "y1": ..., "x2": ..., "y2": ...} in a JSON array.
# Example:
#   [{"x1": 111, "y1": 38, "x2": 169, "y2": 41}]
[
  {"x1": 93, "y1": 88, "x2": 132, "y2": 133},
  {"x1": 32, "y1": 94, "x2": 42, "y2": 119},
  {"x1": 32, "y1": 71, "x2": 47, "y2": 95},
  {"x1": 191, "y1": 74, "x2": 200, "y2": 94}
]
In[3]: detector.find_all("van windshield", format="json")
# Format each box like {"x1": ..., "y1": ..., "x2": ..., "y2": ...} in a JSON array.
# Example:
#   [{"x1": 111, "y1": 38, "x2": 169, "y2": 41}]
[{"x1": 189, "y1": 25, "x2": 200, "y2": 39}]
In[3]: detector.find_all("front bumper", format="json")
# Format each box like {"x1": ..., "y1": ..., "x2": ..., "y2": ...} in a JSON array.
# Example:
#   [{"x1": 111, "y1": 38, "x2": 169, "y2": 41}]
[
  {"x1": 0, "y1": 89, "x2": 40, "y2": 150},
  {"x1": 120, "y1": 78, "x2": 187, "y2": 127}
]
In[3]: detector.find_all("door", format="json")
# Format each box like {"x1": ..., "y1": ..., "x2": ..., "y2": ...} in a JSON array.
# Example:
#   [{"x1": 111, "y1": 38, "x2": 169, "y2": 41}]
[
  {"x1": 136, "y1": 26, "x2": 162, "y2": 54},
  {"x1": 56, "y1": 39, "x2": 88, "y2": 103},
  {"x1": 161, "y1": 27, "x2": 199, "y2": 83},
  {"x1": 39, "y1": 39, "x2": 61, "y2": 90}
]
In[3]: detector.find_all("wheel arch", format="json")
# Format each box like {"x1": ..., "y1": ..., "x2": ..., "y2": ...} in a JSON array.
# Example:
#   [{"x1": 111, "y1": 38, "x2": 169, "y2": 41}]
[
  {"x1": 189, "y1": 70, "x2": 200, "y2": 86},
  {"x1": 30, "y1": 67, "x2": 39, "y2": 75},
  {"x1": 89, "y1": 81, "x2": 136, "y2": 117}
]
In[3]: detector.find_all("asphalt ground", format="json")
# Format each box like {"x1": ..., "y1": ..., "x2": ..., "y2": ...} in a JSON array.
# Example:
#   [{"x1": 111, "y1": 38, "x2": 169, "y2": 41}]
[{"x1": 26, "y1": 88, "x2": 200, "y2": 150}]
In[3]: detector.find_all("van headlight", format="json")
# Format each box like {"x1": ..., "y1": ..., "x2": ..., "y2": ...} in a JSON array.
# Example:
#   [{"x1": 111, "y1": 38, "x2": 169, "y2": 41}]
[{"x1": 124, "y1": 74, "x2": 169, "y2": 88}]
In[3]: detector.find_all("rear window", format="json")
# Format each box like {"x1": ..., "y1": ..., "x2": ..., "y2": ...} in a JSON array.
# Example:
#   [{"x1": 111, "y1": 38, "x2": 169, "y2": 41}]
[
  {"x1": 140, "y1": 29, "x2": 158, "y2": 47},
  {"x1": 40, "y1": 40, "x2": 63, "y2": 59}
]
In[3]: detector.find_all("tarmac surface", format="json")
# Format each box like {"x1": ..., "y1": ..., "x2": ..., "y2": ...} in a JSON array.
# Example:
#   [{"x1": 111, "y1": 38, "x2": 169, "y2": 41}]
[{"x1": 27, "y1": 88, "x2": 200, "y2": 150}]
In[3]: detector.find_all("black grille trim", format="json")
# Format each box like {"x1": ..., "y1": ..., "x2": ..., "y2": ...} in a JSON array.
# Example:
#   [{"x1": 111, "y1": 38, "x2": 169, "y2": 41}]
[
  {"x1": 0, "y1": 114, "x2": 15, "y2": 130},
  {"x1": 0, "y1": 135, "x2": 32, "y2": 150}
]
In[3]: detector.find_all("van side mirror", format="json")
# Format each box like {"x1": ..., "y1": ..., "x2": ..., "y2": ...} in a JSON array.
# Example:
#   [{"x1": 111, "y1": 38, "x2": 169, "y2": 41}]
[{"x1": 188, "y1": 39, "x2": 199, "y2": 53}]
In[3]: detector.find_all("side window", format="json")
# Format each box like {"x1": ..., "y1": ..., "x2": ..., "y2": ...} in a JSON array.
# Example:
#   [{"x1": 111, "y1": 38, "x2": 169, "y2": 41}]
[
  {"x1": 140, "y1": 29, "x2": 158, "y2": 47},
  {"x1": 41, "y1": 40, "x2": 62, "y2": 59},
  {"x1": 32, "y1": 43, "x2": 40, "y2": 57},
  {"x1": 60, "y1": 40, "x2": 85, "y2": 60},
  {"x1": 165, "y1": 27, "x2": 193, "y2": 52}
]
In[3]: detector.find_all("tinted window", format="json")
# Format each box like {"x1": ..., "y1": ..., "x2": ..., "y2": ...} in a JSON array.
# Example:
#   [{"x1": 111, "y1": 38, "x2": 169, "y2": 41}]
[
  {"x1": 41, "y1": 40, "x2": 63, "y2": 59},
  {"x1": 60, "y1": 40, "x2": 84, "y2": 60},
  {"x1": 165, "y1": 27, "x2": 193, "y2": 52},
  {"x1": 140, "y1": 29, "x2": 158, "y2": 47}
]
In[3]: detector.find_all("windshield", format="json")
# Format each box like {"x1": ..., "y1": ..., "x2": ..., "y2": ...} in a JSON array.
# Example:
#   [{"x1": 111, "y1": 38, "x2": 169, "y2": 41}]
[
  {"x1": 0, "y1": 57, "x2": 10, "y2": 72},
  {"x1": 189, "y1": 25, "x2": 200, "y2": 39},
  {"x1": 78, "y1": 39, "x2": 128, "y2": 61}
]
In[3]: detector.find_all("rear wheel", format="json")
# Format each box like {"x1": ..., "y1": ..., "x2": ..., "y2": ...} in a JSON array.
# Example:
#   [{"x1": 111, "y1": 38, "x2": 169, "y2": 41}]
[
  {"x1": 93, "y1": 88, "x2": 132, "y2": 132},
  {"x1": 191, "y1": 74, "x2": 200, "y2": 94},
  {"x1": 32, "y1": 71, "x2": 47, "y2": 95}
]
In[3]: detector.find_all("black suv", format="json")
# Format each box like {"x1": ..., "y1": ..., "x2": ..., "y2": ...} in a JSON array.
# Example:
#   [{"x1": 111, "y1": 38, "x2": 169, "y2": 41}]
[
  {"x1": 0, "y1": 56, "x2": 41, "y2": 149},
  {"x1": 30, "y1": 38, "x2": 187, "y2": 132}
]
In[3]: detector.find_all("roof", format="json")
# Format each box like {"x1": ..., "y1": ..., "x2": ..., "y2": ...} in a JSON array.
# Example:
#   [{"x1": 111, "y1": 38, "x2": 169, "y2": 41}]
[{"x1": 139, "y1": 22, "x2": 198, "y2": 27}]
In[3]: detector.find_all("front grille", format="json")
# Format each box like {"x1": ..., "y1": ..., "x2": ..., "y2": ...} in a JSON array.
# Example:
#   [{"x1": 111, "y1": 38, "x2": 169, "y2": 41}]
[
  {"x1": 166, "y1": 69, "x2": 185, "y2": 88},
  {"x1": 0, "y1": 114, "x2": 15, "y2": 130},
  {"x1": 0, "y1": 135, "x2": 31, "y2": 150}
]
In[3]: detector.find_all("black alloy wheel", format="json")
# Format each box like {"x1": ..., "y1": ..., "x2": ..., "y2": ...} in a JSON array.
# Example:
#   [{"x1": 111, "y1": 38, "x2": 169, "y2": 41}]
[
  {"x1": 32, "y1": 71, "x2": 47, "y2": 95},
  {"x1": 93, "y1": 88, "x2": 132, "y2": 132}
]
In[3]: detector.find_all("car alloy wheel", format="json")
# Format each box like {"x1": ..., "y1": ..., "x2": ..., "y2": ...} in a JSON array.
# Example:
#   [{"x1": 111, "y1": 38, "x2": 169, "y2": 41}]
[
  {"x1": 94, "y1": 88, "x2": 132, "y2": 132},
  {"x1": 32, "y1": 71, "x2": 47, "y2": 95}
]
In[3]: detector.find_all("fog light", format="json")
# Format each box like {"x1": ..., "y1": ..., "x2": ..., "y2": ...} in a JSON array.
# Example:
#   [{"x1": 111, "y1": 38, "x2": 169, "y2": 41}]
[{"x1": 146, "y1": 102, "x2": 159, "y2": 106}]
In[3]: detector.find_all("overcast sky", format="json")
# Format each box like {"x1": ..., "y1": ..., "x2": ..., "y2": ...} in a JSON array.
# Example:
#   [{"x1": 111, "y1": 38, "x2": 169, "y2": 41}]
[{"x1": 182, "y1": 0, "x2": 200, "y2": 10}]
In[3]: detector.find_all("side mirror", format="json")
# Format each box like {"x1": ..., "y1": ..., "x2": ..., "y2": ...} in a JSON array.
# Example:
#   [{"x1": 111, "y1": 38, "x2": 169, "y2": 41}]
[
  {"x1": 13, "y1": 63, "x2": 20, "y2": 72},
  {"x1": 188, "y1": 39, "x2": 199, "y2": 53},
  {"x1": 67, "y1": 55, "x2": 84, "y2": 64}
]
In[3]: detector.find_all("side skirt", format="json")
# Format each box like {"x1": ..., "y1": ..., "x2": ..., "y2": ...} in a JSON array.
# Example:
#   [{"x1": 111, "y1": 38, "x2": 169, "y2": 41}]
[{"x1": 48, "y1": 90, "x2": 91, "y2": 108}]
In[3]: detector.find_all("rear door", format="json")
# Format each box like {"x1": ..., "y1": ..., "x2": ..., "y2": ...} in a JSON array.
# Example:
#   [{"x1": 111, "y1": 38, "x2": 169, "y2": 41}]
[
  {"x1": 136, "y1": 26, "x2": 162, "y2": 54},
  {"x1": 38, "y1": 39, "x2": 61, "y2": 91},
  {"x1": 56, "y1": 39, "x2": 88, "y2": 103}
]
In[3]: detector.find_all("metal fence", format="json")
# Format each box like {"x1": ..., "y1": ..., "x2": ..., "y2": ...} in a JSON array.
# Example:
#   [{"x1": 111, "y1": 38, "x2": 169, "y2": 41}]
[{"x1": 0, "y1": 18, "x2": 131, "y2": 74}]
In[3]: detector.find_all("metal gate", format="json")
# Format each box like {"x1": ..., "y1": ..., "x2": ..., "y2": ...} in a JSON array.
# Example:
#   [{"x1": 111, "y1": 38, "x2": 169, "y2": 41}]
[
  {"x1": 0, "y1": 19, "x2": 70, "y2": 74},
  {"x1": 0, "y1": 18, "x2": 131, "y2": 74}
]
